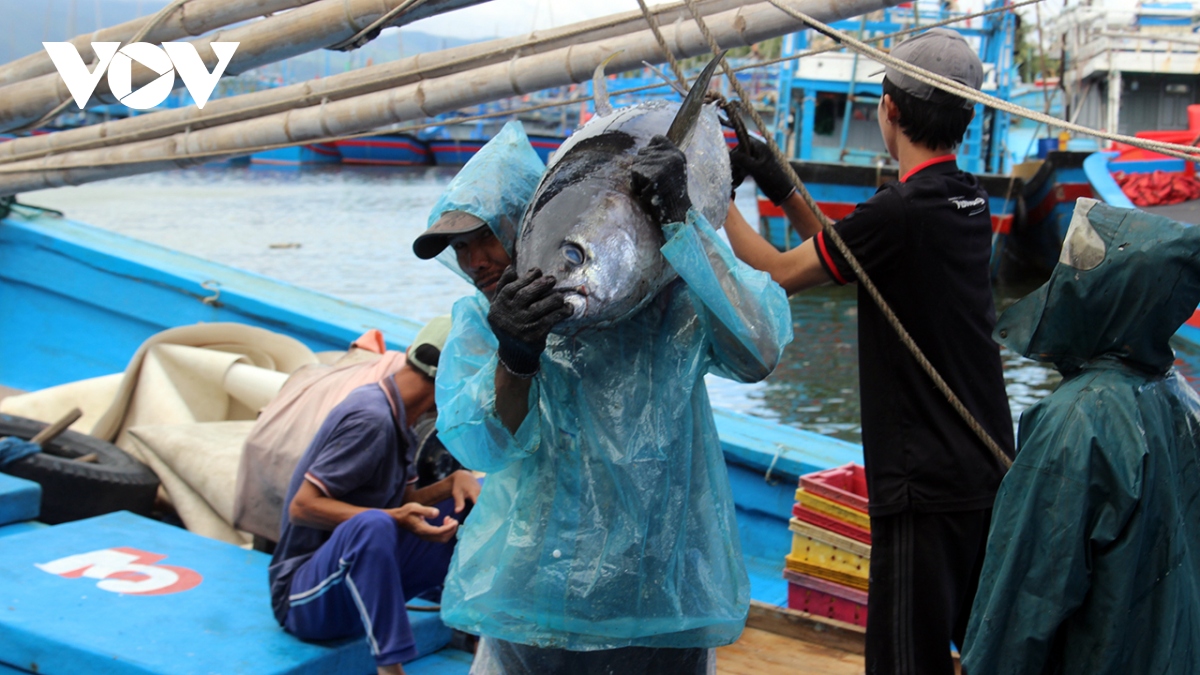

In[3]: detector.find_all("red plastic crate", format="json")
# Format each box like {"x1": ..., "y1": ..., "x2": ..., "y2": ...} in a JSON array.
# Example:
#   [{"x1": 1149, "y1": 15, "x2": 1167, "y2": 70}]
[
  {"x1": 786, "y1": 575, "x2": 868, "y2": 627},
  {"x1": 800, "y1": 463, "x2": 869, "y2": 513},
  {"x1": 792, "y1": 503, "x2": 871, "y2": 545}
]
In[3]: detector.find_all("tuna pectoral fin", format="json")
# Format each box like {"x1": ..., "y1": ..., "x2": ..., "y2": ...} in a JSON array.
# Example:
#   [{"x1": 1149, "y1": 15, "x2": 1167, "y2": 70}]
[
  {"x1": 666, "y1": 49, "x2": 727, "y2": 149},
  {"x1": 592, "y1": 51, "x2": 624, "y2": 118}
]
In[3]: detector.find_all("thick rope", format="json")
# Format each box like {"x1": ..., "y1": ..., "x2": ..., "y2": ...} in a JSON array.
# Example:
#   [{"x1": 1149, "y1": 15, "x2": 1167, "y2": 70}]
[
  {"x1": 689, "y1": 0, "x2": 1014, "y2": 469},
  {"x1": 0, "y1": 0, "x2": 733, "y2": 165},
  {"x1": 636, "y1": 0, "x2": 689, "y2": 87},
  {"x1": 767, "y1": 1, "x2": 1200, "y2": 161},
  {"x1": 0, "y1": 0, "x2": 1078, "y2": 168}
]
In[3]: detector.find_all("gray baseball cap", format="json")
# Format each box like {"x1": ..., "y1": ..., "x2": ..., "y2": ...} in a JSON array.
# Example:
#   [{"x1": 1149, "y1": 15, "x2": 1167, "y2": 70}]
[{"x1": 879, "y1": 28, "x2": 982, "y2": 109}]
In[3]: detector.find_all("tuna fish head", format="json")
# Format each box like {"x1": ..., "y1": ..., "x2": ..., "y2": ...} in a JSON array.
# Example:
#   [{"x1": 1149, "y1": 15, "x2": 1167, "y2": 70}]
[{"x1": 515, "y1": 101, "x2": 731, "y2": 335}]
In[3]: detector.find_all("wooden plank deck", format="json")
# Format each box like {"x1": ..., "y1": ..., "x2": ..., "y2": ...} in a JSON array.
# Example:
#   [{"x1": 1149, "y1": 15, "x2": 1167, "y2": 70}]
[{"x1": 717, "y1": 627, "x2": 864, "y2": 675}]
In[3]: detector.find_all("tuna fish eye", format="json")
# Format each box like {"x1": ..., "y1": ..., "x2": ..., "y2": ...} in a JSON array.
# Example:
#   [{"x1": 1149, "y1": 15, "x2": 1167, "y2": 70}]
[{"x1": 561, "y1": 242, "x2": 586, "y2": 267}]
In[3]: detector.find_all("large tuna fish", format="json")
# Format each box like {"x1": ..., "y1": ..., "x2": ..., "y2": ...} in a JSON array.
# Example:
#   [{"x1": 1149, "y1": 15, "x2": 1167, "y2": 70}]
[{"x1": 515, "y1": 52, "x2": 732, "y2": 335}]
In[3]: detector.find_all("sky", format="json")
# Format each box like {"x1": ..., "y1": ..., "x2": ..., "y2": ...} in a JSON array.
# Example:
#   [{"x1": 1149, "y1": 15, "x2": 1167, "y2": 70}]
[{"x1": 406, "y1": 0, "x2": 670, "y2": 40}]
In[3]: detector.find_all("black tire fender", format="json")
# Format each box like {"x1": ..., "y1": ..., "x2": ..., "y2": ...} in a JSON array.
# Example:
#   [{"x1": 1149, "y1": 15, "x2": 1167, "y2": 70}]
[{"x1": 0, "y1": 413, "x2": 160, "y2": 525}]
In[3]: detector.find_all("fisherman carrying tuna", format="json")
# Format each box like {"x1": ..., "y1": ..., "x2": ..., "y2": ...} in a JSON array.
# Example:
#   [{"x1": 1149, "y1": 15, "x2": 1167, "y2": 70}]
[
  {"x1": 412, "y1": 55, "x2": 792, "y2": 673},
  {"x1": 267, "y1": 316, "x2": 481, "y2": 675},
  {"x1": 722, "y1": 28, "x2": 1015, "y2": 674}
]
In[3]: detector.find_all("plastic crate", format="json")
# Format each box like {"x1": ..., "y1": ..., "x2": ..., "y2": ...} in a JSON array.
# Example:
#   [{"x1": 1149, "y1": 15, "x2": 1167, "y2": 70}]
[
  {"x1": 790, "y1": 518, "x2": 870, "y2": 560},
  {"x1": 794, "y1": 488, "x2": 871, "y2": 530},
  {"x1": 784, "y1": 525, "x2": 870, "y2": 592},
  {"x1": 785, "y1": 570, "x2": 868, "y2": 627},
  {"x1": 792, "y1": 503, "x2": 871, "y2": 544},
  {"x1": 800, "y1": 463, "x2": 869, "y2": 513}
]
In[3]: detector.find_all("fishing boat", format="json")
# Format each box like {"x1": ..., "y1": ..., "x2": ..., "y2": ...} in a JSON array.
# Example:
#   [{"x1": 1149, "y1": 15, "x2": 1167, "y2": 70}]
[
  {"x1": 335, "y1": 133, "x2": 432, "y2": 166},
  {"x1": 250, "y1": 142, "x2": 343, "y2": 166},
  {"x1": 1, "y1": 0, "x2": 1195, "y2": 671},
  {"x1": 0, "y1": 202, "x2": 862, "y2": 674}
]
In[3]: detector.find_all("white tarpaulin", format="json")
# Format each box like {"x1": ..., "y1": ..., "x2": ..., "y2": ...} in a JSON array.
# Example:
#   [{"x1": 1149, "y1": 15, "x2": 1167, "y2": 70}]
[{"x1": 0, "y1": 323, "x2": 319, "y2": 545}]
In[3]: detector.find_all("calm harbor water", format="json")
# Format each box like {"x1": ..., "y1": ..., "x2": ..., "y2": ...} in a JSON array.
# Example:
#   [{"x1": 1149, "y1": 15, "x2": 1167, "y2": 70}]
[{"x1": 24, "y1": 164, "x2": 1196, "y2": 445}]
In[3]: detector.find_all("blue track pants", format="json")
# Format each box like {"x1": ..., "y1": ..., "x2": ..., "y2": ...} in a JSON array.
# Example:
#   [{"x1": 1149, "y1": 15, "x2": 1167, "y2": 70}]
[{"x1": 283, "y1": 502, "x2": 458, "y2": 666}]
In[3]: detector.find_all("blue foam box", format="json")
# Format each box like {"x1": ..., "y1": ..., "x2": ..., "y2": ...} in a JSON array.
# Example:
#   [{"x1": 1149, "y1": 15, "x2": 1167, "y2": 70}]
[
  {"x1": 0, "y1": 472, "x2": 40, "y2": 526},
  {"x1": 0, "y1": 511, "x2": 377, "y2": 675}
]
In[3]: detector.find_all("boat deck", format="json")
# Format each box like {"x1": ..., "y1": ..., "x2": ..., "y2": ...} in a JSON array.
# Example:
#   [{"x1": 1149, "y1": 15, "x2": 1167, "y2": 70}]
[{"x1": 716, "y1": 627, "x2": 863, "y2": 674}]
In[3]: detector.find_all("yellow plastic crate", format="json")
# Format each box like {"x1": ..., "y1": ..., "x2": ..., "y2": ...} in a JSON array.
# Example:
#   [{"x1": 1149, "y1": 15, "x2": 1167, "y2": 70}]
[
  {"x1": 785, "y1": 523, "x2": 870, "y2": 592},
  {"x1": 795, "y1": 488, "x2": 871, "y2": 530},
  {"x1": 785, "y1": 555, "x2": 870, "y2": 592},
  {"x1": 789, "y1": 518, "x2": 871, "y2": 560}
]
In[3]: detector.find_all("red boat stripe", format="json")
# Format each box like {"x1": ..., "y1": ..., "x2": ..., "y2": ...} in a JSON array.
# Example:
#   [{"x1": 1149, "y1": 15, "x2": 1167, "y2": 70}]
[
  {"x1": 760, "y1": 198, "x2": 1013, "y2": 234},
  {"x1": 1028, "y1": 183, "x2": 1094, "y2": 225},
  {"x1": 1189, "y1": 308, "x2": 1200, "y2": 328}
]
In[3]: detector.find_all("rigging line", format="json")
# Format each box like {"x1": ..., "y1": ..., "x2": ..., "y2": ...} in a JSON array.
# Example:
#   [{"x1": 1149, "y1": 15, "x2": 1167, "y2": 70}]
[
  {"x1": 637, "y1": 0, "x2": 689, "y2": 87},
  {"x1": 0, "y1": 0, "x2": 1039, "y2": 166},
  {"x1": 8, "y1": 0, "x2": 193, "y2": 134},
  {"x1": 0, "y1": 0, "x2": 729, "y2": 164},
  {"x1": 766, "y1": 1, "x2": 1200, "y2": 161},
  {"x1": 326, "y1": 0, "x2": 429, "y2": 52},
  {"x1": 701, "y1": 0, "x2": 1015, "y2": 470}
]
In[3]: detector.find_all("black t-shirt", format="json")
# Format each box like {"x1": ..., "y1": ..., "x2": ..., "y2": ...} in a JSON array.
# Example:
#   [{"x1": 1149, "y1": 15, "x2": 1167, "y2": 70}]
[{"x1": 815, "y1": 155, "x2": 1014, "y2": 516}]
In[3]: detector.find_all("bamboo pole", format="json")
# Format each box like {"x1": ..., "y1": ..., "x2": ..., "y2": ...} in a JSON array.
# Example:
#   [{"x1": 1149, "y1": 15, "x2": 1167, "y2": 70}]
[
  {"x1": 0, "y1": 0, "x2": 749, "y2": 163},
  {"x1": 0, "y1": 0, "x2": 323, "y2": 88},
  {"x1": 0, "y1": 0, "x2": 903, "y2": 196},
  {"x1": 0, "y1": 0, "x2": 490, "y2": 133}
]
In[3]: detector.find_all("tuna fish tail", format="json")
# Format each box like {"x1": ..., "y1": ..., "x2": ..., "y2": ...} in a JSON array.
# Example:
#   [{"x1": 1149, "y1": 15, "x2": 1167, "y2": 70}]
[
  {"x1": 666, "y1": 49, "x2": 727, "y2": 149},
  {"x1": 592, "y1": 51, "x2": 624, "y2": 118}
]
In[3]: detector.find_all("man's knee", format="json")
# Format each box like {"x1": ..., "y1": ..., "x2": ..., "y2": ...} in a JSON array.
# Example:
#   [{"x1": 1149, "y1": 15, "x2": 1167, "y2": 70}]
[{"x1": 336, "y1": 509, "x2": 399, "y2": 554}]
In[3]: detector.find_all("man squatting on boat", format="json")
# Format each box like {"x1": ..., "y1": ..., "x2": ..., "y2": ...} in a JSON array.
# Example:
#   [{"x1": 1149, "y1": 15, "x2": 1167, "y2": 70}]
[
  {"x1": 413, "y1": 107, "x2": 791, "y2": 669},
  {"x1": 267, "y1": 316, "x2": 482, "y2": 675},
  {"x1": 724, "y1": 29, "x2": 1015, "y2": 675}
]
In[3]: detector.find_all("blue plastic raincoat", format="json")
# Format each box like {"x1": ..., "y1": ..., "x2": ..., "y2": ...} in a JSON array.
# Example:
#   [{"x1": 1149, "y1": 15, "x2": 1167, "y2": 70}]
[
  {"x1": 963, "y1": 199, "x2": 1200, "y2": 675},
  {"x1": 435, "y1": 205, "x2": 793, "y2": 650},
  {"x1": 427, "y1": 120, "x2": 544, "y2": 268}
]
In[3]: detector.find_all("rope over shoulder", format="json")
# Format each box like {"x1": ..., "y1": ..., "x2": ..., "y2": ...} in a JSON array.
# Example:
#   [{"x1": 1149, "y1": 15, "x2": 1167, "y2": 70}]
[{"x1": 679, "y1": 0, "x2": 1014, "y2": 470}]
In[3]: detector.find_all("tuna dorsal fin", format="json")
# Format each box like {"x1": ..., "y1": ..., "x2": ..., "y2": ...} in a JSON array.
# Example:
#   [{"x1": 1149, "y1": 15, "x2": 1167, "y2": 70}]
[
  {"x1": 592, "y1": 51, "x2": 624, "y2": 118},
  {"x1": 666, "y1": 50, "x2": 727, "y2": 148}
]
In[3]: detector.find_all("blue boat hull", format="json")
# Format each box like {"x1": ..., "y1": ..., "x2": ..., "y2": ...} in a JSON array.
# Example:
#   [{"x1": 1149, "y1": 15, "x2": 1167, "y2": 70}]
[
  {"x1": 250, "y1": 143, "x2": 341, "y2": 165},
  {"x1": 335, "y1": 134, "x2": 431, "y2": 165}
]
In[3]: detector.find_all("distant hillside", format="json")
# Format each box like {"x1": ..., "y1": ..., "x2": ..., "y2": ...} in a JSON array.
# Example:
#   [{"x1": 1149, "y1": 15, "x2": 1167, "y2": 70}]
[{"x1": 0, "y1": 0, "x2": 479, "y2": 76}]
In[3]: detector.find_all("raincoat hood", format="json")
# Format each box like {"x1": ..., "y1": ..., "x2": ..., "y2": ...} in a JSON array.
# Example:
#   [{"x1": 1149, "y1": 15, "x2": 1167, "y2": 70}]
[
  {"x1": 995, "y1": 198, "x2": 1200, "y2": 374},
  {"x1": 426, "y1": 120, "x2": 545, "y2": 266}
]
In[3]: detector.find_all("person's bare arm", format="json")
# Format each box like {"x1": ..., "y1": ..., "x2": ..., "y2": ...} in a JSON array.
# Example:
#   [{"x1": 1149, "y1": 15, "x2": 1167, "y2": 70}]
[
  {"x1": 779, "y1": 190, "x2": 827, "y2": 240},
  {"x1": 403, "y1": 469, "x2": 482, "y2": 515},
  {"x1": 289, "y1": 480, "x2": 459, "y2": 542},
  {"x1": 724, "y1": 203, "x2": 832, "y2": 295}
]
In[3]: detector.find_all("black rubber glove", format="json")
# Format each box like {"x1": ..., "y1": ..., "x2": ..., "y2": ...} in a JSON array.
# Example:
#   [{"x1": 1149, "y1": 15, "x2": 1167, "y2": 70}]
[
  {"x1": 631, "y1": 135, "x2": 692, "y2": 227},
  {"x1": 487, "y1": 266, "x2": 572, "y2": 377},
  {"x1": 729, "y1": 135, "x2": 796, "y2": 205}
]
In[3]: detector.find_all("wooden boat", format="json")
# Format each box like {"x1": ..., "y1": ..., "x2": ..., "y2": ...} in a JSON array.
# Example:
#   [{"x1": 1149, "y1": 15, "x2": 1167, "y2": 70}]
[
  {"x1": 0, "y1": 205, "x2": 869, "y2": 673},
  {"x1": 335, "y1": 133, "x2": 432, "y2": 166}
]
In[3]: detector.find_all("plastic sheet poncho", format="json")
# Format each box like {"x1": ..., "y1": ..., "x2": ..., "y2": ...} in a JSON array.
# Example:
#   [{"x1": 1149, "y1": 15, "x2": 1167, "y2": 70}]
[
  {"x1": 435, "y1": 208, "x2": 793, "y2": 651},
  {"x1": 962, "y1": 198, "x2": 1200, "y2": 675},
  {"x1": 426, "y1": 120, "x2": 544, "y2": 275}
]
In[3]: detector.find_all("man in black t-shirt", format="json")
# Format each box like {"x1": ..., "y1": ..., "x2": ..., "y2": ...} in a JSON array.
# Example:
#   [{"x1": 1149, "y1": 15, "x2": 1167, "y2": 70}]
[{"x1": 723, "y1": 28, "x2": 1014, "y2": 675}]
